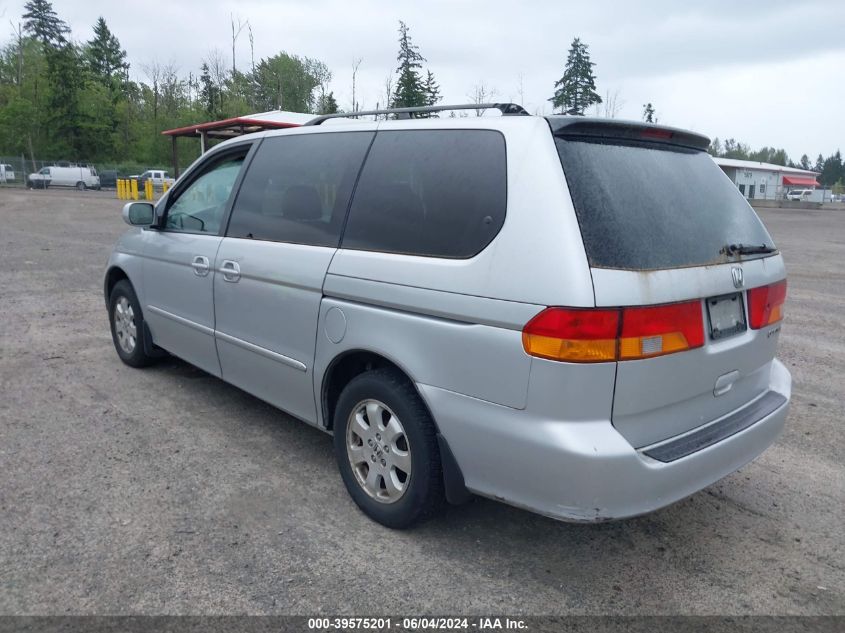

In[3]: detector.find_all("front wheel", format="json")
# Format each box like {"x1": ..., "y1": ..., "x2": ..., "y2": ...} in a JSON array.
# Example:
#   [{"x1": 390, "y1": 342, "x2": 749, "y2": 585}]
[
  {"x1": 108, "y1": 280, "x2": 157, "y2": 368},
  {"x1": 76, "y1": 181, "x2": 86, "y2": 191},
  {"x1": 333, "y1": 369, "x2": 444, "y2": 528}
]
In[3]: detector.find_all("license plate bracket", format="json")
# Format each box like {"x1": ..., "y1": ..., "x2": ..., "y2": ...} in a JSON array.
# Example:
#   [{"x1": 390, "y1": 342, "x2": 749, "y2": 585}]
[{"x1": 707, "y1": 292, "x2": 747, "y2": 340}]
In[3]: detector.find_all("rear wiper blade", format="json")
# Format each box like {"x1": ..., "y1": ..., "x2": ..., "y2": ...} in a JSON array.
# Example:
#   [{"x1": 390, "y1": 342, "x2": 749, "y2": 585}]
[{"x1": 721, "y1": 243, "x2": 777, "y2": 256}]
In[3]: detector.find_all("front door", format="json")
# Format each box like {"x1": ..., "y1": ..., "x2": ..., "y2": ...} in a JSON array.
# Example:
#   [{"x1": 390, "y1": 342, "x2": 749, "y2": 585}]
[
  {"x1": 141, "y1": 147, "x2": 250, "y2": 376},
  {"x1": 212, "y1": 131, "x2": 374, "y2": 423}
]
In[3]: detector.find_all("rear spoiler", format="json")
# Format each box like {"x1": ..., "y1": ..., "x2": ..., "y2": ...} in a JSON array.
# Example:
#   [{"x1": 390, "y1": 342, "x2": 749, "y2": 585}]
[{"x1": 546, "y1": 116, "x2": 710, "y2": 152}]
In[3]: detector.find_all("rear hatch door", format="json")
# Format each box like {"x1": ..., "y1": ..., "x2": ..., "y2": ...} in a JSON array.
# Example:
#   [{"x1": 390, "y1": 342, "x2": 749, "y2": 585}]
[{"x1": 552, "y1": 119, "x2": 786, "y2": 448}]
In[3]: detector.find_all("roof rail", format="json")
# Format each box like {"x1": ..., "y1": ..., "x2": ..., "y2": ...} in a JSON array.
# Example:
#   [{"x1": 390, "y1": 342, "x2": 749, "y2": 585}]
[{"x1": 305, "y1": 103, "x2": 529, "y2": 126}]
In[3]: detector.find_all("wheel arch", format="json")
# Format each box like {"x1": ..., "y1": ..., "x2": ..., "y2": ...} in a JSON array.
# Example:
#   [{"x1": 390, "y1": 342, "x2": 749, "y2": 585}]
[
  {"x1": 104, "y1": 265, "x2": 130, "y2": 306},
  {"x1": 320, "y1": 348, "x2": 471, "y2": 505},
  {"x1": 321, "y1": 349, "x2": 421, "y2": 433}
]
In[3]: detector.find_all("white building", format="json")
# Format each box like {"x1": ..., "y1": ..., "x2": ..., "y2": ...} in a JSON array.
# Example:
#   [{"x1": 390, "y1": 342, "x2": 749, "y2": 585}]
[{"x1": 713, "y1": 157, "x2": 820, "y2": 201}]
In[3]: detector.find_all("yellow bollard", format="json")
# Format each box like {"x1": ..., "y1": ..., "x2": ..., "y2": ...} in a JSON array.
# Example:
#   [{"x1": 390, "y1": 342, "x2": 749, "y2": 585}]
[
  {"x1": 130, "y1": 179, "x2": 139, "y2": 201},
  {"x1": 116, "y1": 179, "x2": 122, "y2": 199},
  {"x1": 119, "y1": 179, "x2": 126, "y2": 200},
  {"x1": 162, "y1": 181, "x2": 169, "y2": 194}
]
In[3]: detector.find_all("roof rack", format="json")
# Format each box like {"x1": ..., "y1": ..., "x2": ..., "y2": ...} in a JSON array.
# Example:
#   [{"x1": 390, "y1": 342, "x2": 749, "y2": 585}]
[{"x1": 305, "y1": 103, "x2": 529, "y2": 126}]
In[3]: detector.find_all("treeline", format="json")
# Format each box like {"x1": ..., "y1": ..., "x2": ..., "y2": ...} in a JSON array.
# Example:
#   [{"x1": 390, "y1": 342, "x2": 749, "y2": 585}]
[
  {"x1": 707, "y1": 138, "x2": 844, "y2": 187},
  {"x1": 0, "y1": 2, "x2": 447, "y2": 169},
  {"x1": 1, "y1": 1, "x2": 840, "y2": 186},
  {"x1": 0, "y1": 0, "x2": 342, "y2": 167}
]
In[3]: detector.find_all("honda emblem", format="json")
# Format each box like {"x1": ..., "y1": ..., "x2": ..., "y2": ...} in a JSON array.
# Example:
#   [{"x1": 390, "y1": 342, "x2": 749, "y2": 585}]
[{"x1": 731, "y1": 267, "x2": 744, "y2": 289}]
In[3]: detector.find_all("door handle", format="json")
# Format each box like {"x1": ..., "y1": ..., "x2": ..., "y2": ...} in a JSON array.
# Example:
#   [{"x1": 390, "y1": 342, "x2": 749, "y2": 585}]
[
  {"x1": 191, "y1": 255, "x2": 210, "y2": 277},
  {"x1": 220, "y1": 259, "x2": 241, "y2": 282}
]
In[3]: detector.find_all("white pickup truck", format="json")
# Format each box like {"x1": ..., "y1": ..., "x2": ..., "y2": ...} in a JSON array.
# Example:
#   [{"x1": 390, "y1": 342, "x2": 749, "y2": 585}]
[{"x1": 130, "y1": 169, "x2": 176, "y2": 190}]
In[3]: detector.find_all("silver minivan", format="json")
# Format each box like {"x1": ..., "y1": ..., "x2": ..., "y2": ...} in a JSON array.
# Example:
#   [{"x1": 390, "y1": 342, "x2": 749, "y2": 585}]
[{"x1": 105, "y1": 104, "x2": 791, "y2": 528}]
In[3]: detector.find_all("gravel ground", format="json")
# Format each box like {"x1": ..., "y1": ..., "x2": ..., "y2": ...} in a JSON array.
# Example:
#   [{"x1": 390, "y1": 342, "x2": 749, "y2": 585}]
[{"x1": 0, "y1": 188, "x2": 843, "y2": 615}]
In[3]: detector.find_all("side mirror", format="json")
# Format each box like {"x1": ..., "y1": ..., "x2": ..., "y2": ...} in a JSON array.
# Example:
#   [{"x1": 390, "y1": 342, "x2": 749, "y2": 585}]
[{"x1": 122, "y1": 202, "x2": 155, "y2": 226}]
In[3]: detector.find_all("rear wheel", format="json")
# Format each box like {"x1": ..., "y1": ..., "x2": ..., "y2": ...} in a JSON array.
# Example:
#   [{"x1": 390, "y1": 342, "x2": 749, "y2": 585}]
[
  {"x1": 333, "y1": 369, "x2": 444, "y2": 528},
  {"x1": 108, "y1": 280, "x2": 157, "y2": 368}
]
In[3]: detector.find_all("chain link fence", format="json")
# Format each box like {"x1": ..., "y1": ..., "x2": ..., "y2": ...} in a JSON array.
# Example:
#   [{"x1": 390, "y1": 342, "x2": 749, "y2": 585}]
[{"x1": 0, "y1": 155, "x2": 167, "y2": 190}]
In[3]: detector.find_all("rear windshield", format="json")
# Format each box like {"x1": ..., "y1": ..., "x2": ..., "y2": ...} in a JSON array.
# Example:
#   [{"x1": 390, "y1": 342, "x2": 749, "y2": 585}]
[{"x1": 555, "y1": 138, "x2": 775, "y2": 270}]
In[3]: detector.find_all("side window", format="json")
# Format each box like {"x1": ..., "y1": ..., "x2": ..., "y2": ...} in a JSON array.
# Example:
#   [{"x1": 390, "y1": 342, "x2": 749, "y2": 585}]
[
  {"x1": 226, "y1": 131, "x2": 374, "y2": 247},
  {"x1": 342, "y1": 130, "x2": 507, "y2": 258},
  {"x1": 165, "y1": 153, "x2": 246, "y2": 234}
]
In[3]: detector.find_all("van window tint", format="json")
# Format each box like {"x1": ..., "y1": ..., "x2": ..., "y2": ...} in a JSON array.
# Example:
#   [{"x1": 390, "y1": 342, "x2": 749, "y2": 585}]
[
  {"x1": 555, "y1": 138, "x2": 774, "y2": 270},
  {"x1": 227, "y1": 132, "x2": 374, "y2": 247},
  {"x1": 342, "y1": 130, "x2": 507, "y2": 258}
]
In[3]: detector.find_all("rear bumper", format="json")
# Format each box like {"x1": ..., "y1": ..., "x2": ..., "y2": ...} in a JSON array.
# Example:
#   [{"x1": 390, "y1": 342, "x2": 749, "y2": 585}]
[{"x1": 418, "y1": 358, "x2": 791, "y2": 522}]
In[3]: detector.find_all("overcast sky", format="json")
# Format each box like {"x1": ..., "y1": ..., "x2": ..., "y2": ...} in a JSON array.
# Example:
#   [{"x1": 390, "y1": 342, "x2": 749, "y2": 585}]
[{"x1": 5, "y1": 0, "x2": 844, "y2": 159}]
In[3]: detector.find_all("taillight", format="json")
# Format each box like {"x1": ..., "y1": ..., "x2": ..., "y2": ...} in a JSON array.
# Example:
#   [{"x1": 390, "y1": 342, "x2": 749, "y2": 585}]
[
  {"x1": 521, "y1": 308, "x2": 619, "y2": 362},
  {"x1": 522, "y1": 300, "x2": 704, "y2": 363},
  {"x1": 619, "y1": 301, "x2": 704, "y2": 359},
  {"x1": 748, "y1": 280, "x2": 787, "y2": 329}
]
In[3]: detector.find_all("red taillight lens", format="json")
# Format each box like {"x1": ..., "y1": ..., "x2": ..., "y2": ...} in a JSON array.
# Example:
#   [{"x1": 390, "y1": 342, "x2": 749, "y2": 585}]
[
  {"x1": 619, "y1": 301, "x2": 704, "y2": 359},
  {"x1": 522, "y1": 308, "x2": 619, "y2": 362},
  {"x1": 522, "y1": 300, "x2": 704, "y2": 363},
  {"x1": 748, "y1": 280, "x2": 787, "y2": 329}
]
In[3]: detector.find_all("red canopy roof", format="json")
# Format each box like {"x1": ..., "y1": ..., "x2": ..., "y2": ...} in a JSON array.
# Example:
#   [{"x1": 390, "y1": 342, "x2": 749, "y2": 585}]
[
  {"x1": 782, "y1": 176, "x2": 819, "y2": 187},
  {"x1": 162, "y1": 116, "x2": 300, "y2": 139}
]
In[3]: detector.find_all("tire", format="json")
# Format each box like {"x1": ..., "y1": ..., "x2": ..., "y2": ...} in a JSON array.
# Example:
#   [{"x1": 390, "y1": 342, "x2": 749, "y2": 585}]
[
  {"x1": 108, "y1": 280, "x2": 157, "y2": 368},
  {"x1": 76, "y1": 181, "x2": 85, "y2": 191},
  {"x1": 333, "y1": 368, "x2": 444, "y2": 528}
]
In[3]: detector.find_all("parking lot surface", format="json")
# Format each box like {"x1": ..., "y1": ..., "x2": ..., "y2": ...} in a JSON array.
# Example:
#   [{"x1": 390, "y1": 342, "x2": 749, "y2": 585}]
[{"x1": 0, "y1": 188, "x2": 843, "y2": 615}]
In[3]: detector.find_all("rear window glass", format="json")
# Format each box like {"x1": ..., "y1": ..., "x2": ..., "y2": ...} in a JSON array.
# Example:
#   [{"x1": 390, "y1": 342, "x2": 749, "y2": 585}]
[
  {"x1": 342, "y1": 130, "x2": 507, "y2": 258},
  {"x1": 555, "y1": 138, "x2": 775, "y2": 270},
  {"x1": 227, "y1": 132, "x2": 374, "y2": 247}
]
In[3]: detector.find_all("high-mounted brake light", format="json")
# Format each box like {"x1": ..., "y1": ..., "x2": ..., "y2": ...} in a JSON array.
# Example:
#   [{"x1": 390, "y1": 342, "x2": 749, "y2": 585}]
[
  {"x1": 522, "y1": 300, "x2": 704, "y2": 363},
  {"x1": 748, "y1": 280, "x2": 787, "y2": 329},
  {"x1": 641, "y1": 128, "x2": 674, "y2": 140}
]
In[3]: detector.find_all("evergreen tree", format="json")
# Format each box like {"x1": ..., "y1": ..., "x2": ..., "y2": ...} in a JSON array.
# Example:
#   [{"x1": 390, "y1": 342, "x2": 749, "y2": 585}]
[
  {"x1": 23, "y1": 0, "x2": 68, "y2": 47},
  {"x1": 642, "y1": 102, "x2": 655, "y2": 123},
  {"x1": 86, "y1": 17, "x2": 127, "y2": 91},
  {"x1": 199, "y1": 62, "x2": 219, "y2": 117},
  {"x1": 800, "y1": 154, "x2": 810, "y2": 170},
  {"x1": 820, "y1": 150, "x2": 843, "y2": 186},
  {"x1": 423, "y1": 70, "x2": 441, "y2": 107},
  {"x1": 549, "y1": 38, "x2": 602, "y2": 115},
  {"x1": 708, "y1": 137, "x2": 723, "y2": 157},
  {"x1": 45, "y1": 43, "x2": 83, "y2": 155},
  {"x1": 316, "y1": 91, "x2": 339, "y2": 114},
  {"x1": 814, "y1": 154, "x2": 824, "y2": 173},
  {"x1": 391, "y1": 21, "x2": 427, "y2": 109}
]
